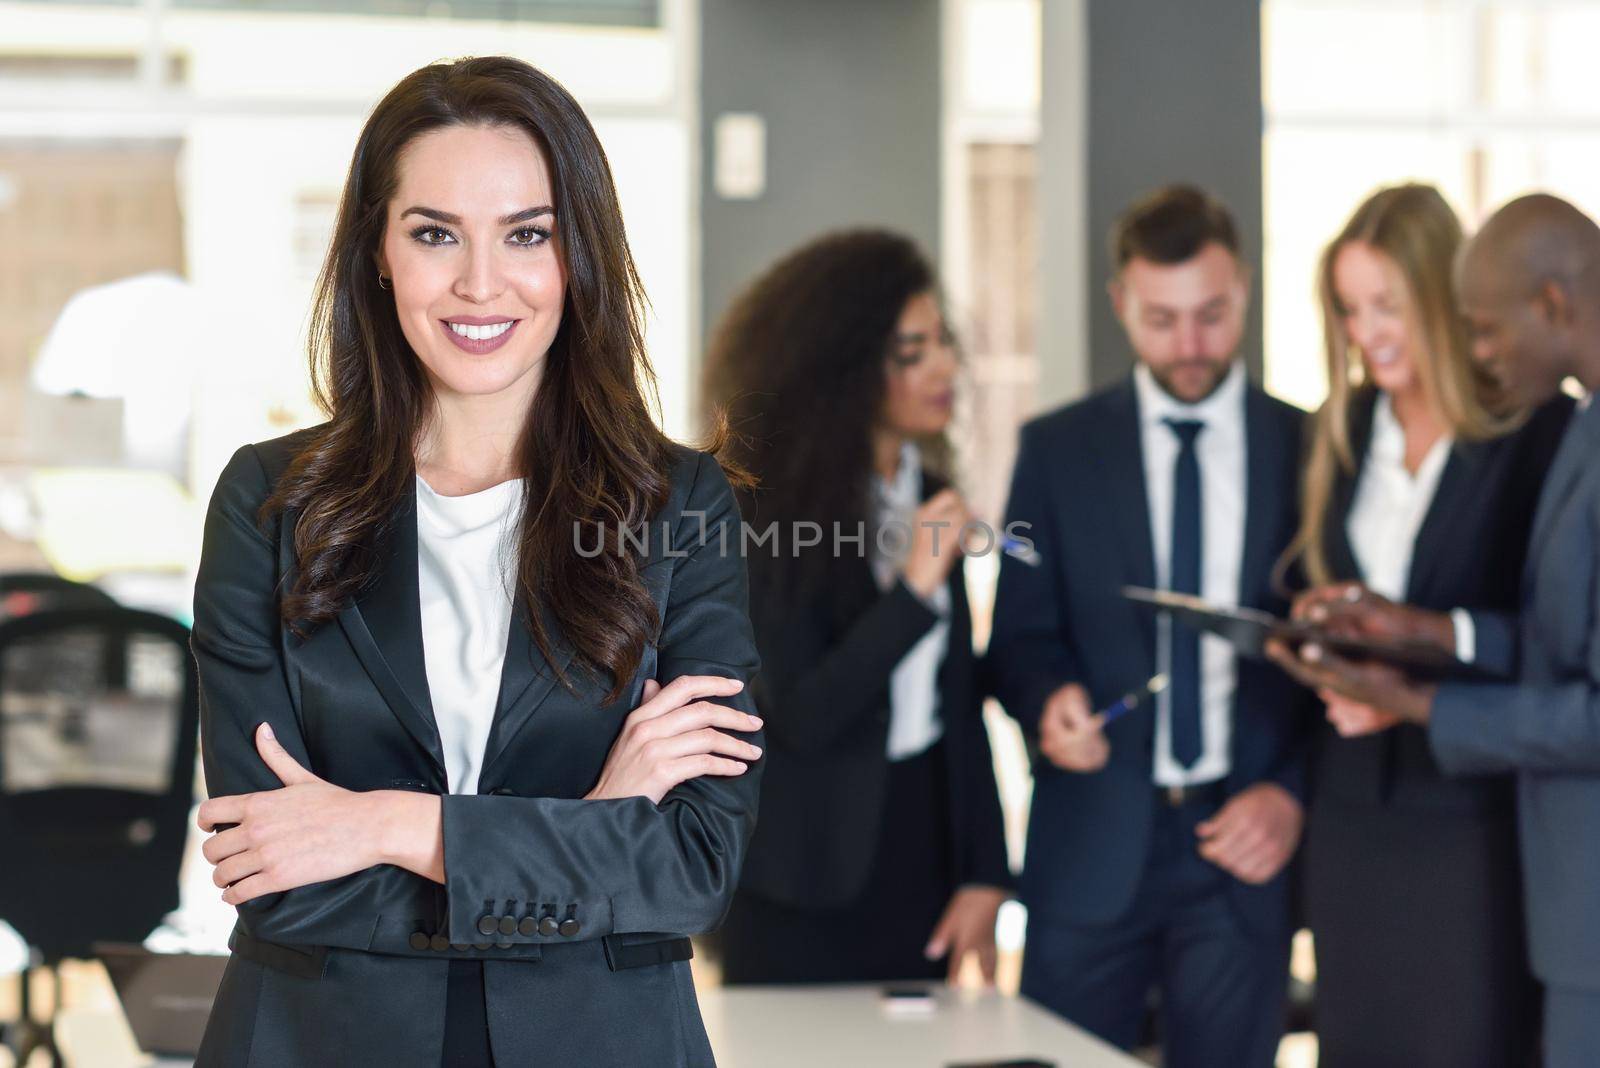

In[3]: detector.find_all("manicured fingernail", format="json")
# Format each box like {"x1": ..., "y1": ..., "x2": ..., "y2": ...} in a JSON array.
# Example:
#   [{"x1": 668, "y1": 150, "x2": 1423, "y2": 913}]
[
  {"x1": 1303, "y1": 643, "x2": 1324, "y2": 662},
  {"x1": 260, "y1": 723, "x2": 275, "y2": 741},
  {"x1": 749, "y1": 745, "x2": 763, "y2": 757},
  {"x1": 1309, "y1": 605, "x2": 1327, "y2": 622},
  {"x1": 747, "y1": 715, "x2": 763, "y2": 727}
]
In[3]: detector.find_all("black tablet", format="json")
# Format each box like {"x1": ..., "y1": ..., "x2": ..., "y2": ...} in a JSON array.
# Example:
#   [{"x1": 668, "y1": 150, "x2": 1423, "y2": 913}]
[{"x1": 1121, "y1": 586, "x2": 1482, "y2": 678}]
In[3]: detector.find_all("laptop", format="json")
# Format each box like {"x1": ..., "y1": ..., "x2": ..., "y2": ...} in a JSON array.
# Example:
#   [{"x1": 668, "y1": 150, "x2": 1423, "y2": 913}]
[{"x1": 95, "y1": 943, "x2": 228, "y2": 1058}]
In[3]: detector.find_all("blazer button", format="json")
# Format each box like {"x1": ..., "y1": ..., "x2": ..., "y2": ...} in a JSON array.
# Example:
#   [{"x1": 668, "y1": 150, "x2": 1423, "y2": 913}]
[
  {"x1": 538, "y1": 916, "x2": 560, "y2": 937},
  {"x1": 473, "y1": 942, "x2": 492, "y2": 951},
  {"x1": 429, "y1": 934, "x2": 450, "y2": 952},
  {"x1": 558, "y1": 918, "x2": 580, "y2": 938},
  {"x1": 498, "y1": 916, "x2": 518, "y2": 937},
  {"x1": 495, "y1": 941, "x2": 513, "y2": 950},
  {"x1": 409, "y1": 932, "x2": 430, "y2": 952},
  {"x1": 517, "y1": 917, "x2": 538, "y2": 937},
  {"x1": 477, "y1": 916, "x2": 499, "y2": 937}
]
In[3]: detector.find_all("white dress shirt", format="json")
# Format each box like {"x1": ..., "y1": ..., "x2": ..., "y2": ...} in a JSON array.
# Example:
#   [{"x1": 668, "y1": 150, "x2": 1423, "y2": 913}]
[
  {"x1": 1345, "y1": 395, "x2": 1482, "y2": 662},
  {"x1": 416, "y1": 475, "x2": 522, "y2": 796},
  {"x1": 1346, "y1": 393, "x2": 1452, "y2": 602},
  {"x1": 870, "y1": 441, "x2": 951, "y2": 761},
  {"x1": 1135, "y1": 361, "x2": 1246, "y2": 787}
]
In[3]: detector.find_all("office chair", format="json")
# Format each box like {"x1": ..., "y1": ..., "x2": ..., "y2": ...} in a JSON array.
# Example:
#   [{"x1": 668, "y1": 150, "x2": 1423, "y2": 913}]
[
  {"x1": 0, "y1": 572, "x2": 117, "y2": 621},
  {"x1": 0, "y1": 607, "x2": 198, "y2": 1068}
]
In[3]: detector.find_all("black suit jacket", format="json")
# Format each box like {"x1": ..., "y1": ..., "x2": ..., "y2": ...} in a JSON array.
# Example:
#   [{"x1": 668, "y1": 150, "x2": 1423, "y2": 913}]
[
  {"x1": 192, "y1": 431, "x2": 762, "y2": 1068},
  {"x1": 986, "y1": 375, "x2": 1314, "y2": 934},
  {"x1": 736, "y1": 470, "x2": 1013, "y2": 910},
  {"x1": 1312, "y1": 389, "x2": 1574, "y2": 814}
]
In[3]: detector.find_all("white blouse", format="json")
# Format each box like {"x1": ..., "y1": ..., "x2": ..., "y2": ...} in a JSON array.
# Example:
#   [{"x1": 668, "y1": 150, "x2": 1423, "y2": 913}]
[
  {"x1": 1346, "y1": 394, "x2": 1452, "y2": 602},
  {"x1": 416, "y1": 474, "x2": 522, "y2": 796},
  {"x1": 870, "y1": 442, "x2": 951, "y2": 761}
]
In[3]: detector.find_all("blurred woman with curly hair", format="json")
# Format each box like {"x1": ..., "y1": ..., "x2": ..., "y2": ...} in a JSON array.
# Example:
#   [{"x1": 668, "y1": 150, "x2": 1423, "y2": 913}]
[{"x1": 704, "y1": 229, "x2": 1013, "y2": 985}]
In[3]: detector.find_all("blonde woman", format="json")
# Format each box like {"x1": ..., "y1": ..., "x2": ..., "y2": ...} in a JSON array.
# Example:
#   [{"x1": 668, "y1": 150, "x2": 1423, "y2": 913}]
[{"x1": 1283, "y1": 184, "x2": 1571, "y2": 1068}]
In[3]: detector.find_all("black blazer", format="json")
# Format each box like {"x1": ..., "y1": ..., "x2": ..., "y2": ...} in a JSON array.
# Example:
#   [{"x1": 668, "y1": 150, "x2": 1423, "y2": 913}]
[
  {"x1": 1311, "y1": 388, "x2": 1574, "y2": 814},
  {"x1": 192, "y1": 431, "x2": 763, "y2": 1068},
  {"x1": 986, "y1": 375, "x2": 1315, "y2": 935},
  {"x1": 736, "y1": 469, "x2": 1012, "y2": 910}
]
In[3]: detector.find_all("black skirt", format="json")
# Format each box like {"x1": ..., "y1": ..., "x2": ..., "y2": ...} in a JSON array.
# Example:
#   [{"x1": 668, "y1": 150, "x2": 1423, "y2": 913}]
[
  {"x1": 718, "y1": 739, "x2": 955, "y2": 984},
  {"x1": 1305, "y1": 804, "x2": 1537, "y2": 1068}
]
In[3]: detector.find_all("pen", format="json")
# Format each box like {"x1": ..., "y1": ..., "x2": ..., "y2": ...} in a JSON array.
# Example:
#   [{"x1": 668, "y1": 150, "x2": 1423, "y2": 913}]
[
  {"x1": 1000, "y1": 535, "x2": 1041, "y2": 567},
  {"x1": 1101, "y1": 674, "x2": 1168, "y2": 724}
]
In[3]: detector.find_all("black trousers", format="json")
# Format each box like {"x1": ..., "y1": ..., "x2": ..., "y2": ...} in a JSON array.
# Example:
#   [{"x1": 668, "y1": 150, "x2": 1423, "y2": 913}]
[
  {"x1": 441, "y1": 959, "x2": 494, "y2": 1067},
  {"x1": 719, "y1": 740, "x2": 954, "y2": 984}
]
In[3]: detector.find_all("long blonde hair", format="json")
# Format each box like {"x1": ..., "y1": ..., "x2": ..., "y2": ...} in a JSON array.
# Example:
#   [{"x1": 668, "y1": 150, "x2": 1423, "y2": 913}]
[{"x1": 1282, "y1": 183, "x2": 1522, "y2": 588}]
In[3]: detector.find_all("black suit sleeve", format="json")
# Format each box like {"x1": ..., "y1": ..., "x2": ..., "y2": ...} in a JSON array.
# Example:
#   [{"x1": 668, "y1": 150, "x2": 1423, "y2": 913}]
[
  {"x1": 747, "y1": 564, "x2": 942, "y2": 757},
  {"x1": 950, "y1": 581, "x2": 1015, "y2": 891},
  {"x1": 194, "y1": 445, "x2": 436, "y2": 951},
  {"x1": 987, "y1": 421, "x2": 1081, "y2": 738},
  {"x1": 437, "y1": 453, "x2": 765, "y2": 943}
]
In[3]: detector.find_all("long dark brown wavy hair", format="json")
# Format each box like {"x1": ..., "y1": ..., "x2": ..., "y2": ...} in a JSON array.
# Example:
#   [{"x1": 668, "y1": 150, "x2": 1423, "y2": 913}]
[
  {"x1": 702, "y1": 228, "x2": 950, "y2": 597},
  {"x1": 266, "y1": 55, "x2": 703, "y2": 702}
]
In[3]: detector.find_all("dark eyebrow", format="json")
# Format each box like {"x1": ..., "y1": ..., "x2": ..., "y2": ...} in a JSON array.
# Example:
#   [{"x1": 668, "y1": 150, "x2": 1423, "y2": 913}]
[
  {"x1": 894, "y1": 331, "x2": 929, "y2": 345},
  {"x1": 400, "y1": 205, "x2": 555, "y2": 226}
]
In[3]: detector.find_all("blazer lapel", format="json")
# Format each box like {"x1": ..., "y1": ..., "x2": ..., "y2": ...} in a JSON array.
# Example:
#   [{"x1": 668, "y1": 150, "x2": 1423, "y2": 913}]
[
  {"x1": 338, "y1": 481, "x2": 445, "y2": 775},
  {"x1": 1238, "y1": 387, "x2": 1288, "y2": 609},
  {"x1": 1526, "y1": 400, "x2": 1597, "y2": 582},
  {"x1": 1405, "y1": 441, "x2": 1484, "y2": 604},
  {"x1": 478, "y1": 595, "x2": 578, "y2": 786},
  {"x1": 1090, "y1": 379, "x2": 1157, "y2": 647}
]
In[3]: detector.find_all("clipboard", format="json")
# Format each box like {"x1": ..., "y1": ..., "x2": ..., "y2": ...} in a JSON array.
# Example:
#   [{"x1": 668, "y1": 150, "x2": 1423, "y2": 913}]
[{"x1": 1121, "y1": 586, "x2": 1483, "y2": 678}]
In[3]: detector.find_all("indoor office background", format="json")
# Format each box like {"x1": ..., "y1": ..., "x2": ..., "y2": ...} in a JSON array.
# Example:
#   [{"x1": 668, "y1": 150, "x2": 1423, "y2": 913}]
[{"x1": 1, "y1": 0, "x2": 1596, "y2": 1065}]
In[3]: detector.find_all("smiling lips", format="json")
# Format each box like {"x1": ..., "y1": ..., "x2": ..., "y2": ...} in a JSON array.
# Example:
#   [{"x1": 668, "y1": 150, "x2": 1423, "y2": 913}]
[{"x1": 441, "y1": 316, "x2": 520, "y2": 354}]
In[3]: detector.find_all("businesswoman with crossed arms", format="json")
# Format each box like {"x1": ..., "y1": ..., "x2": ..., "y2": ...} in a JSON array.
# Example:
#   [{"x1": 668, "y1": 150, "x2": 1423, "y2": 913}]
[
  {"x1": 190, "y1": 57, "x2": 763, "y2": 1067},
  {"x1": 704, "y1": 230, "x2": 1012, "y2": 984}
]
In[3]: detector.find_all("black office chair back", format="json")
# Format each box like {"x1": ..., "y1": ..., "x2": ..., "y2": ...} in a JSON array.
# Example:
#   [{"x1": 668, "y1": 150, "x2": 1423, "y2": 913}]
[
  {"x1": 0, "y1": 572, "x2": 118, "y2": 621},
  {"x1": 0, "y1": 607, "x2": 199, "y2": 962}
]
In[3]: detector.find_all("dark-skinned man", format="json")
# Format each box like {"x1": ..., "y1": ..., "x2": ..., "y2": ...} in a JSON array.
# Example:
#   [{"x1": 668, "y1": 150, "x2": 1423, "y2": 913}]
[{"x1": 1268, "y1": 192, "x2": 1600, "y2": 1068}]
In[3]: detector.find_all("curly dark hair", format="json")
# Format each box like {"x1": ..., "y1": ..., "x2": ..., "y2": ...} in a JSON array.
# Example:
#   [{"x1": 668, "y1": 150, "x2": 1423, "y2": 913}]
[
  {"x1": 264, "y1": 56, "x2": 718, "y2": 703},
  {"x1": 702, "y1": 228, "x2": 949, "y2": 596}
]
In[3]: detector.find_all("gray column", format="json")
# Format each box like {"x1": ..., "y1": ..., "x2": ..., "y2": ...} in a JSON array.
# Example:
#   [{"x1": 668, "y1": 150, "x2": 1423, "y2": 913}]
[
  {"x1": 697, "y1": 0, "x2": 942, "y2": 420},
  {"x1": 1040, "y1": 0, "x2": 1264, "y2": 404}
]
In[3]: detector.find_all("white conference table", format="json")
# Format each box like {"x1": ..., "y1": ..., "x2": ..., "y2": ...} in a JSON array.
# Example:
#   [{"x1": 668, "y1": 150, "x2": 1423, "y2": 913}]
[
  {"x1": 699, "y1": 984, "x2": 1141, "y2": 1067},
  {"x1": 58, "y1": 983, "x2": 1139, "y2": 1067}
]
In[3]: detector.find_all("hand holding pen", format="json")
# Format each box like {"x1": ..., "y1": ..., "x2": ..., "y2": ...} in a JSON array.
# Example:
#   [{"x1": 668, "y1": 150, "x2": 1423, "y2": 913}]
[{"x1": 1038, "y1": 675, "x2": 1168, "y2": 773}]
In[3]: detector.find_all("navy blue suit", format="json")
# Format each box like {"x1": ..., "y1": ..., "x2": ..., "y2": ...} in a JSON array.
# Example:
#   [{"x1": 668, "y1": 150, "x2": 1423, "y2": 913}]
[{"x1": 987, "y1": 374, "x2": 1312, "y2": 1067}]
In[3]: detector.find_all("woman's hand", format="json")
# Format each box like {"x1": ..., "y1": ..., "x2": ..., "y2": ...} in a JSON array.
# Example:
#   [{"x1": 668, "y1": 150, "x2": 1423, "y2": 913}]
[
  {"x1": 924, "y1": 885, "x2": 1009, "y2": 985},
  {"x1": 902, "y1": 489, "x2": 971, "y2": 600},
  {"x1": 1322, "y1": 688, "x2": 1401, "y2": 737},
  {"x1": 198, "y1": 723, "x2": 444, "y2": 905},
  {"x1": 585, "y1": 675, "x2": 763, "y2": 805}
]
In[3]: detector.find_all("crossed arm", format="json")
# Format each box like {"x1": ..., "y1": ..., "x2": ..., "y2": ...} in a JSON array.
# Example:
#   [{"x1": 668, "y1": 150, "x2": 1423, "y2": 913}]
[{"x1": 193, "y1": 445, "x2": 765, "y2": 949}]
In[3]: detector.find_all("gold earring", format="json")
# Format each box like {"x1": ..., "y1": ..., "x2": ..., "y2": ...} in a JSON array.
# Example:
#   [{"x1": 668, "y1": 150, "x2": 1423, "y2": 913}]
[{"x1": 377, "y1": 272, "x2": 392, "y2": 290}]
